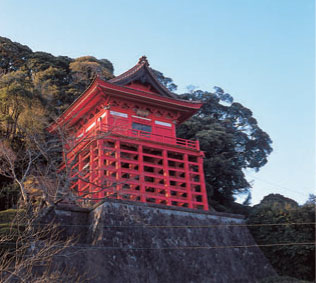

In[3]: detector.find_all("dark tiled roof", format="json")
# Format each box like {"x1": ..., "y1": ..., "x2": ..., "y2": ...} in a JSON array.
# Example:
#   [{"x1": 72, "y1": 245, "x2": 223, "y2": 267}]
[{"x1": 109, "y1": 56, "x2": 178, "y2": 99}]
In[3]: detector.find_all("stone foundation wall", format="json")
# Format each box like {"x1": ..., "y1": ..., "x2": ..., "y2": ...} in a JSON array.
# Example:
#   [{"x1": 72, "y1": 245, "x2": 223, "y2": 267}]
[{"x1": 48, "y1": 200, "x2": 275, "y2": 283}]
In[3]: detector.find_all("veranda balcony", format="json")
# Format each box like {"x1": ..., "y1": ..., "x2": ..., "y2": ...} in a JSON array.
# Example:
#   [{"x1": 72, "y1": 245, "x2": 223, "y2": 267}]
[{"x1": 96, "y1": 123, "x2": 200, "y2": 151}]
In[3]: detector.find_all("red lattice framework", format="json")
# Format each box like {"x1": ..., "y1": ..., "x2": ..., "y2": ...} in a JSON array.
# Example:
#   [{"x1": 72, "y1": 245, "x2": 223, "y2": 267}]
[{"x1": 68, "y1": 124, "x2": 208, "y2": 210}]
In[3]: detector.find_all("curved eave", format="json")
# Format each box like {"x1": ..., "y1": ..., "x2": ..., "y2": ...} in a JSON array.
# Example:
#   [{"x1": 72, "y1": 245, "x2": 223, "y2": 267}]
[
  {"x1": 47, "y1": 77, "x2": 101, "y2": 132},
  {"x1": 48, "y1": 77, "x2": 202, "y2": 132},
  {"x1": 100, "y1": 79, "x2": 202, "y2": 107},
  {"x1": 98, "y1": 79, "x2": 202, "y2": 122}
]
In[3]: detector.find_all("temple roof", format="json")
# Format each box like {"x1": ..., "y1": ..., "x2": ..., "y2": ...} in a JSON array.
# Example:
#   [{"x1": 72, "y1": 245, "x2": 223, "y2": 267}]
[
  {"x1": 48, "y1": 57, "x2": 203, "y2": 131},
  {"x1": 109, "y1": 56, "x2": 178, "y2": 99}
]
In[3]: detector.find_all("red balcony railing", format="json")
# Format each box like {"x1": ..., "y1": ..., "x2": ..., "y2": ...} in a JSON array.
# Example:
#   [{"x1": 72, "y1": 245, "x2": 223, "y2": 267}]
[{"x1": 97, "y1": 123, "x2": 200, "y2": 150}]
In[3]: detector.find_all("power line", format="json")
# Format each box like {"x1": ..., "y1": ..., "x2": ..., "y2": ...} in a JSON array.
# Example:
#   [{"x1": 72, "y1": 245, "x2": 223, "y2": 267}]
[
  {"x1": 6, "y1": 222, "x2": 316, "y2": 229},
  {"x1": 99, "y1": 223, "x2": 316, "y2": 228},
  {"x1": 247, "y1": 174, "x2": 313, "y2": 197},
  {"x1": 1, "y1": 242, "x2": 314, "y2": 250},
  {"x1": 74, "y1": 242, "x2": 316, "y2": 250}
]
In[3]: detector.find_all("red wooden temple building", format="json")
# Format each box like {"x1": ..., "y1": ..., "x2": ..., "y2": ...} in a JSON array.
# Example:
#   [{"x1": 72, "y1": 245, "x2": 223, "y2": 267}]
[{"x1": 50, "y1": 57, "x2": 209, "y2": 210}]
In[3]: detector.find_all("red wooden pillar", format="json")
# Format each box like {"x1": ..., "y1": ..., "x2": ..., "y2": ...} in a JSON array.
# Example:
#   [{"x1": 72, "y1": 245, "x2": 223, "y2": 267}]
[
  {"x1": 78, "y1": 151, "x2": 83, "y2": 194},
  {"x1": 97, "y1": 139, "x2": 103, "y2": 199},
  {"x1": 184, "y1": 153, "x2": 193, "y2": 209},
  {"x1": 138, "y1": 144, "x2": 146, "y2": 202},
  {"x1": 162, "y1": 149, "x2": 171, "y2": 205},
  {"x1": 89, "y1": 143, "x2": 94, "y2": 199},
  {"x1": 198, "y1": 155, "x2": 208, "y2": 210},
  {"x1": 115, "y1": 139, "x2": 121, "y2": 199}
]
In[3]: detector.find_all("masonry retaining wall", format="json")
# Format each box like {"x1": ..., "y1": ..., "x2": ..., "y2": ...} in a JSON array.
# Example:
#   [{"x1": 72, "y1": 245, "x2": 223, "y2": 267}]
[{"x1": 48, "y1": 200, "x2": 275, "y2": 283}]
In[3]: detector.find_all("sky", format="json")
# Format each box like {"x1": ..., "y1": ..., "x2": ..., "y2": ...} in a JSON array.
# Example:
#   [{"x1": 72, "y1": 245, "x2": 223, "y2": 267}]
[{"x1": 0, "y1": 0, "x2": 314, "y2": 205}]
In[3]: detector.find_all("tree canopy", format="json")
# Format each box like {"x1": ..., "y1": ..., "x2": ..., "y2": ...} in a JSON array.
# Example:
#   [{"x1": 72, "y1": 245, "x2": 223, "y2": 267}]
[
  {"x1": 177, "y1": 87, "x2": 273, "y2": 211},
  {"x1": 0, "y1": 36, "x2": 114, "y2": 121},
  {"x1": 0, "y1": 37, "x2": 114, "y2": 208},
  {"x1": 247, "y1": 194, "x2": 315, "y2": 281}
]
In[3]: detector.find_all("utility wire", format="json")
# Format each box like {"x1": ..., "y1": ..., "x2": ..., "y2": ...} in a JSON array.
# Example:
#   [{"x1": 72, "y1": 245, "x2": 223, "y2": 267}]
[
  {"x1": 74, "y1": 242, "x2": 316, "y2": 250},
  {"x1": 21, "y1": 222, "x2": 316, "y2": 228},
  {"x1": 1, "y1": 242, "x2": 315, "y2": 250},
  {"x1": 247, "y1": 174, "x2": 312, "y2": 197}
]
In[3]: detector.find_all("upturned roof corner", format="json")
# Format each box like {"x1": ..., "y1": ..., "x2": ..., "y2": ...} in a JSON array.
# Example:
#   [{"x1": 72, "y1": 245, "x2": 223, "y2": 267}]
[{"x1": 109, "y1": 56, "x2": 178, "y2": 99}]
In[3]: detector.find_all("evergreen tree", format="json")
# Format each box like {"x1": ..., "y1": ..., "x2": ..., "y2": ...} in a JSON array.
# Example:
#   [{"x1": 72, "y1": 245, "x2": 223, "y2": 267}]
[
  {"x1": 177, "y1": 87, "x2": 272, "y2": 211},
  {"x1": 247, "y1": 194, "x2": 315, "y2": 281}
]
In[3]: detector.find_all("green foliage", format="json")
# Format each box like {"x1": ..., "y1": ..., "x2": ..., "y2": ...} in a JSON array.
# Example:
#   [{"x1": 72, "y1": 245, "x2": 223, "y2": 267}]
[
  {"x1": 247, "y1": 194, "x2": 315, "y2": 281},
  {"x1": 0, "y1": 36, "x2": 114, "y2": 116},
  {"x1": 151, "y1": 68, "x2": 177, "y2": 91},
  {"x1": 0, "y1": 70, "x2": 39, "y2": 138},
  {"x1": 68, "y1": 56, "x2": 114, "y2": 98},
  {"x1": 0, "y1": 37, "x2": 32, "y2": 73},
  {"x1": 0, "y1": 36, "x2": 115, "y2": 208},
  {"x1": 177, "y1": 87, "x2": 272, "y2": 211}
]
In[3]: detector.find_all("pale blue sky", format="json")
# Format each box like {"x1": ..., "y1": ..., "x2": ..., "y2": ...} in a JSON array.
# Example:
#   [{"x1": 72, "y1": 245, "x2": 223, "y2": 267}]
[{"x1": 0, "y1": 0, "x2": 314, "y2": 204}]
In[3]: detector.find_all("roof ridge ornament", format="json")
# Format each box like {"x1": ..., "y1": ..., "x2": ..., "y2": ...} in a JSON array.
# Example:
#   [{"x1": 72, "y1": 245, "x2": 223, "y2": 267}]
[{"x1": 138, "y1": 56, "x2": 149, "y2": 66}]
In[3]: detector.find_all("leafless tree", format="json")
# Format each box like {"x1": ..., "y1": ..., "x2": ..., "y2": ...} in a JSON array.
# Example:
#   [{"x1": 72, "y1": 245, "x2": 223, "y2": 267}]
[
  {"x1": 0, "y1": 119, "x2": 125, "y2": 210},
  {"x1": 0, "y1": 208, "x2": 86, "y2": 282}
]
